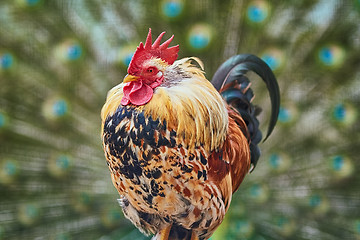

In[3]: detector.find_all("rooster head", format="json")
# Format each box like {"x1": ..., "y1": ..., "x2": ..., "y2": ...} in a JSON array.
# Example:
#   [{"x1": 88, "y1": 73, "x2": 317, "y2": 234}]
[{"x1": 121, "y1": 29, "x2": 179, "y2": 106}]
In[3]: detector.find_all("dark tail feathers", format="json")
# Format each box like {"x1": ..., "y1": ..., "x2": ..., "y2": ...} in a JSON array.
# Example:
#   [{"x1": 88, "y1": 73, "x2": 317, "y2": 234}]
[{"x1": 211, "y1": 54, "x2": 280, "y2": 170}]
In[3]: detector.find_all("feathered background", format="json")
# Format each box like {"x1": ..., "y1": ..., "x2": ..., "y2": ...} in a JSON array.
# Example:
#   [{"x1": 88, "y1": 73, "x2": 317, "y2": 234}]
[{"x1": 0, "y1": 0, "x2": 359, "y2": 239}]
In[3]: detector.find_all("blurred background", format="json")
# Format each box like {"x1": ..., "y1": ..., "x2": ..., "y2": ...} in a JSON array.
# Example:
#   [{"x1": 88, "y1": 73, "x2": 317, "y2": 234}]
[{"x1": 0, "y1": 0, "x2": 359, "y2": 239}]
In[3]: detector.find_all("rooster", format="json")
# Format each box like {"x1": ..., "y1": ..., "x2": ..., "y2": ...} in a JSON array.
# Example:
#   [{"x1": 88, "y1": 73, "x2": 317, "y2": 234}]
[{"x1": 101, "y1": 29, "x2": 280, "y2": 240}]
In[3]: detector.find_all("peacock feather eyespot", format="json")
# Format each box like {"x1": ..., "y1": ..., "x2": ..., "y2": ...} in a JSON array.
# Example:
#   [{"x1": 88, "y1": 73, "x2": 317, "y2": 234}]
[
  {"x1": 187, "y1": 24, "x2": 213, "y2": 51},
  {"x1": 273, "y1": 216, "x2": 296, "y2": 236},
  {"x1": 0, "y1": 159, "x2": 20, "y2": 185},
  {"x1": 355, "y1": 220, "x2": 360, "y2": 236},
  {"x1": 54, "y1": 39, "x2": 83, "y2": 63},
  {"x1": 261, "y1": 48, "x2": 285, "y2": 71},
  {"x1": 247, "y1": 183, "x2": 269, "y2": 203},
  {"x1": 101, "y1": 207, "x2": 123, "y2": 228},
  {"x1": 0, "y1": 53, "x2": 12, "y2": 69},
  {"x1": 329, "y1": 155, "x2": 354, "y2": 179},
  {"x1": 161, "y1": 0, "x2": 184, "y2": 19},
  {"x1": 277, "y1": 104, "x2": 298, "y2": 125},
  {"x1": 308, "y1": 194, "x2": 321, "y2": 207},
  {"x1": 330, "y1": 102, "x2": 357, "y2": 127},
  {"x1": 48, "y1": 154, "x2": 73, "y2": 178},
  {"x1": 308, "y1": 193, "x2": 329, "y2": 215},
  {"x1": 17, "y1": 0, "x2": 42, "y2": 7},
  {"x1": 246, "y1": 0, "x2": 271, "y2": 24},
  {"x1": 18, "y1": 203, "x2": 41, "y2": 226},
  {"x1": 0, "y1": 52, "x2": 15, "y2": 72},
  {"x1": 278, "y1": 107, "x2": 290, "y2": 122},
  {"x1": 0, "y1": 112, "x2": 8, "y2": 130},
  {"x1": 72, "y1": 192, "x2": 93, "y2": 213},
  {"x1": 52, "y1": 100, "x2": 68, "y2": 117},
  {"x1": 268, "y1": 152, "x2": 291, "y2": 172},
  {"x1": 230, "y1": 219, "x2": 254, "y2": 239},
  {"x1": 317, "y1": 44, "x2": 346, "y2": 68},
  {"x1": 42, "y1": 97, "x2": 70, "y2": 122}
]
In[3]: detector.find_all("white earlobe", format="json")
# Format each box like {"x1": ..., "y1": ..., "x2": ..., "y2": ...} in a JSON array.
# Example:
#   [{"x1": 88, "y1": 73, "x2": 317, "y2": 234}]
[{"x1": 156, "y1": 71, "x2": 163, "y2": 78}]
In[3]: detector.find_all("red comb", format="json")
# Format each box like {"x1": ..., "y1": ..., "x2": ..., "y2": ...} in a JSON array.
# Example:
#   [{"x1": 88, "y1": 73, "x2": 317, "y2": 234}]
[{"x1": 128, "y1": 29, "x2": 179, "y2": 75}]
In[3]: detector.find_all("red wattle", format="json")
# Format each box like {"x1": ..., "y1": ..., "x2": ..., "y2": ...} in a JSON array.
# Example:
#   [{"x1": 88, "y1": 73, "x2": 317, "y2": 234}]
[
  {"x1": 120, "y1": 95, "x2": 130, "y2": 105},
  {"x1": 122, "y1": 80, "x2": 153, "y2": 106}
]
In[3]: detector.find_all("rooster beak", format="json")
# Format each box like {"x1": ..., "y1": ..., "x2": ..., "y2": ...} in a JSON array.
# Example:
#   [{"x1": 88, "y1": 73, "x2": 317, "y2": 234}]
[{"x1": 123, "y1": 74, "x2": 139, "y2": 83}]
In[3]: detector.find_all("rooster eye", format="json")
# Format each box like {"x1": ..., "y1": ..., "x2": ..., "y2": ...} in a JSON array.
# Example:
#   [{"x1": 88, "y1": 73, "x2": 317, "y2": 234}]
[{"x1": 147, "y1": 67, "x2": 156, "y2": 73}]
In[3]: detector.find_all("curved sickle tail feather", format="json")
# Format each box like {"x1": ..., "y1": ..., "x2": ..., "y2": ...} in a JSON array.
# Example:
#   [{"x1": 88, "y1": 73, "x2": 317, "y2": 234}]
[{"x1": 211, "y1": 54, "x2": 280, "y2": 170}]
